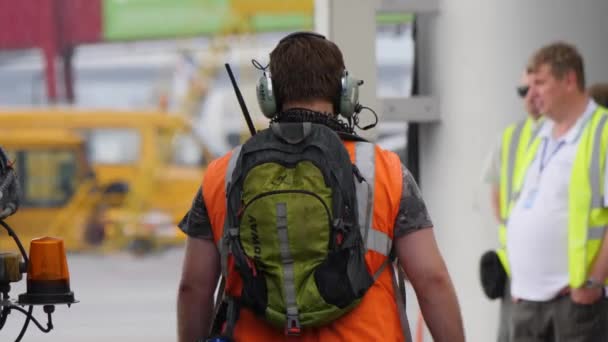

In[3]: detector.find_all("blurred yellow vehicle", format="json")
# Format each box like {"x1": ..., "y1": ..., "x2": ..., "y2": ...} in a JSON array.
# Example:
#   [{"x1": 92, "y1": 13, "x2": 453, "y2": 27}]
[
  {"x1": 0, "y1": 108, "x2": 208, "y2": 253},
  {"x1": 0, "y1": 128, "x2": 98, "y2": 252}
]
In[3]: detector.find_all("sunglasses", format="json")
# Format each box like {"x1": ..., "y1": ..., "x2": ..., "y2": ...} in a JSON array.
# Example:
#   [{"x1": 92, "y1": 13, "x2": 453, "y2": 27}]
[{"x1": 517, "y1": 85, "x2": 530, "y2": 98}]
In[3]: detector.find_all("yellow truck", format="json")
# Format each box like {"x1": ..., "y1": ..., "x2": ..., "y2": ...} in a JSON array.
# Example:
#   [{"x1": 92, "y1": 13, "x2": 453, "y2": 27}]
[
  {"x1": 0, "y1": 128, "x2": 98, "y2": 252},
  {"x1": 0, "y1": 108, "x2": 207, "y2": 253}
]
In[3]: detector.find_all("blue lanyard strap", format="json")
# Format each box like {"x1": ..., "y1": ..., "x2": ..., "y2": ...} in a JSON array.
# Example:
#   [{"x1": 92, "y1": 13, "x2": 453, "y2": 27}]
[{"x1": 539, "y1": 138, "x2": 566, "y2": 174}]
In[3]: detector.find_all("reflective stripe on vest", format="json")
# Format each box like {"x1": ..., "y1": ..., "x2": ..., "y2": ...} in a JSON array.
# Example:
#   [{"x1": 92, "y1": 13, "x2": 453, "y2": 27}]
[
  {"x1": 500, "y1": 121, "x2": 524, "y2": 222},
  {"x1": 590, "y1": 115, "x2": 608, "y2": 210},
  {"x1": 588, "y1": 115, "x2": 608, "y2": 242},
  {"x1": 499, "y1": 117, "x2": 541, "y2": 222},
  {"x1": 354, "y1": 142, "x2": 392, "y2": 257},
  {"x1": 509, "y1": 119, "x2": 545, "y2": 204},
  {"x1": 509, "y1": 108, "x2": 608, "y2": 287}
]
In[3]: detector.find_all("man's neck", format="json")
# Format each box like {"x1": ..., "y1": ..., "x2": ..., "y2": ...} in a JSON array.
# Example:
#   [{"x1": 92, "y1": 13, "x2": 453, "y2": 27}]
[
  {"x1": 283, "y1": 100, "x2": 334, "y2": 115},
  {"x1": 552, "y1": 94, "x2": 589, "y2": 138},
  {"x1": 529, "y1": 112, "x2": 542, "y2": 121}
]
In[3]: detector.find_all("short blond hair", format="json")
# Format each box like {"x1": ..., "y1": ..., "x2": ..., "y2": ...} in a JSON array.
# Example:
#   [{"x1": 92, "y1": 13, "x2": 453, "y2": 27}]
[{"x1": 528, "y1": 42, "x2": 585, "y2": 91}]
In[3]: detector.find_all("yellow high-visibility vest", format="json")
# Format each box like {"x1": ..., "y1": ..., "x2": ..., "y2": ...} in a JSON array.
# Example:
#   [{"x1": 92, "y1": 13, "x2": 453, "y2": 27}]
[
  {"x1": 509, "y1": 107, "x2": 608, "y2": 287},
  {"x1": 496, "y1": 117, "x2": 540, "y2": 276}
]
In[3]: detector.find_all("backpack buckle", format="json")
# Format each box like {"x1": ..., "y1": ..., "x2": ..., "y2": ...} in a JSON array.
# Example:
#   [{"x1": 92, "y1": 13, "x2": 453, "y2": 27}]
[
  {"x1": 333, "y1": 218, "x2": 344, "y2": 230},
  {"x1": 333, "y1": 219, "x2": 348, "y2": 246},
  {"x1": 285, "y1": 314, "x2": 301, "y2": 336},
  {"x1": 228, "y1": 228, "x2": 239, "y2": 238}
]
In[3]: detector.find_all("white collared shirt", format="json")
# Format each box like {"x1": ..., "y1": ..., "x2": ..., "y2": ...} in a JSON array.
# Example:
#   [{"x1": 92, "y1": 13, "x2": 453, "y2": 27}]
[{"x1": 506, "y1": 100, "x2": 606, "y2": 301}]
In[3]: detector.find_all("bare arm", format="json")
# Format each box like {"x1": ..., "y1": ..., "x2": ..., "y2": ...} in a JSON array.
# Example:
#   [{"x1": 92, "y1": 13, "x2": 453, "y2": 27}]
[
  {"x1": 482, "y1": 139, "x2": 502, "y2": 223},
  {"x1": 491, "y1": 184, "x2": 501, "y2": 223},
  {"x1": 177, "y1": 237, "x2": 220, "y2": 342},
  {"x1": 396, "y1": 228, "x2": 465, "y2": 342}
]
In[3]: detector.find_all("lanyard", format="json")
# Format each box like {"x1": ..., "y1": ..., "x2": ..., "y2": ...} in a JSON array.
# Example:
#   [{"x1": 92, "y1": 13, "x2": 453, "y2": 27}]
[{"x1": 539, "y1": 138, "x2": 566, "y2": 174}]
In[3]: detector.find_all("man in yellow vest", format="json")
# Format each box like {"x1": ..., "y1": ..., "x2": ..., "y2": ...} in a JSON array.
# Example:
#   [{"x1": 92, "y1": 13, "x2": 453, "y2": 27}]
[
  {"x1": 482, "y1": 70, "x2": 542, "y2": 342},
  {"x1": 506, "y1": 42, "x2": 608, "y2": 341}
]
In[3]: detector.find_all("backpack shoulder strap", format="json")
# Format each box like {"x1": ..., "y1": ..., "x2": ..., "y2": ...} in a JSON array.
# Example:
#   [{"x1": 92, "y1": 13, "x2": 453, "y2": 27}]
[
  {"x1": 213, "y1": 145, "x2": 242, "y2": 317},
  {"x1": 391, "y1": 263, "x2": 413, "y2": 341},
  {"x1": 221, "y1": 145, "x2": 242, "y2": 276}
]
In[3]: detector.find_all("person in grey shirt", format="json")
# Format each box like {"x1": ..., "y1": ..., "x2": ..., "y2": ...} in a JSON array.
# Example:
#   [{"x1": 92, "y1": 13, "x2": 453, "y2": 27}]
[{"x1": 481, "y1": 70, "x2": 542, "y2": 342}]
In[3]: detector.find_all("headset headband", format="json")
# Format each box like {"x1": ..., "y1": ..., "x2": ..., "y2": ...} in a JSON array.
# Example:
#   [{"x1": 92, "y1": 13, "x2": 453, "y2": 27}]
[{"x1": 279, "y1": 32, "x2": 326, "y2": 44}]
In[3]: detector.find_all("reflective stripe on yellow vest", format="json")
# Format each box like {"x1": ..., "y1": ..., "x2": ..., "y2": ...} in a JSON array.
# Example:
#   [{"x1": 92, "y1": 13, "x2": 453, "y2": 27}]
[
  {"x1": 511, "y1": 108, "x2": 608, "y2": 287},
  {"x1": 496, "y1": 117, "x2": 540, "y2": 276}
]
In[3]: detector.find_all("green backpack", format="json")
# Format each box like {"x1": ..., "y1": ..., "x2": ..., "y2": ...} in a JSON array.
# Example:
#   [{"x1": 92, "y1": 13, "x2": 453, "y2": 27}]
[{"x1": 219, "y1": 122, "x2": 374, "y2": 336}]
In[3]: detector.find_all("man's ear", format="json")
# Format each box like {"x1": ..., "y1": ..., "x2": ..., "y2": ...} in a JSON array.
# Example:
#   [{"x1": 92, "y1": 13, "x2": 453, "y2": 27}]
[{"x1": 566, "y1": 70, "x2": 579, "y2": 91}]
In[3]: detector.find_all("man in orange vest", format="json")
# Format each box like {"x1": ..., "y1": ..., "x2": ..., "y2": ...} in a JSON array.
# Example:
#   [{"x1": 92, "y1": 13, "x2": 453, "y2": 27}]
[{"x1": 177, "y1": 32, "x2": 464, "y2": 342}]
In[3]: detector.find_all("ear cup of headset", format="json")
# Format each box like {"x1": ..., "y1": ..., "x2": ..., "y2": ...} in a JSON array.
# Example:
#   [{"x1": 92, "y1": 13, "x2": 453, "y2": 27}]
[
  {"x1": 338, "y1": 71, "x2": 362, "y2": 118},
  {"x1": 256, "y1": 72, "x2": 277, "y2": 118}
]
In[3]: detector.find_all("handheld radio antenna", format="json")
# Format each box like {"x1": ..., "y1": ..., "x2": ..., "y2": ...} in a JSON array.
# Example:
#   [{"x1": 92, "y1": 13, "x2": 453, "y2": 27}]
[{"x1": 225, "y1": 63, "x2": 256, "y2": 136}]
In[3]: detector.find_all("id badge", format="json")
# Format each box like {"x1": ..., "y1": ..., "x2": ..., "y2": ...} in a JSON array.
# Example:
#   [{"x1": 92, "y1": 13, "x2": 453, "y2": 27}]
[{"x1": 523, "y1": 188, "x2": 538, "y2": 209}]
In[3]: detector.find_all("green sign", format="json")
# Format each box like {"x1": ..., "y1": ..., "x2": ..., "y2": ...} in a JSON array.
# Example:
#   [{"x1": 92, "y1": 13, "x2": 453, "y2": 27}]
[
  {"x1": 102, "y1": 0, "x2": 411, "y2": 41},
  {"x1": 102, "y1": 0, "x2": 313, "y2": 41},
  {"x1": 103, "y1": 0, "x2": 231, "y2": 41}
]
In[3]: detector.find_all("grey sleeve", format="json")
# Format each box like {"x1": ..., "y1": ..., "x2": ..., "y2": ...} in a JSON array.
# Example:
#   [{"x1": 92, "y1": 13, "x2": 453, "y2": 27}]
[
  {"x1": 178, "y1": 186, "x2": 214, "y2": 240},
  {"x1": 393, "y1": 164, "x2": 434, "y2": 238}
]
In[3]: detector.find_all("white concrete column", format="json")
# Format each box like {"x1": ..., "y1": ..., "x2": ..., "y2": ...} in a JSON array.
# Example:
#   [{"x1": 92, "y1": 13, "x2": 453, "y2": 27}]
[
  {"x1": 313, "y1": 0, "x2": 330, "y2": 37},
  {"x1": 418, "y1": 1, "x2": 608, "y2": 341},
  {"x1": 314, "y1": 0, "x2": 379, "y2": 140}
]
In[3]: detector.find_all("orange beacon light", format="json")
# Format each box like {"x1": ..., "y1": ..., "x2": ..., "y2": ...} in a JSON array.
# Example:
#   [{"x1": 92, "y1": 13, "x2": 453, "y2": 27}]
[{"x1": 18, "y1": 237, "x2": 76, "y2": 305}]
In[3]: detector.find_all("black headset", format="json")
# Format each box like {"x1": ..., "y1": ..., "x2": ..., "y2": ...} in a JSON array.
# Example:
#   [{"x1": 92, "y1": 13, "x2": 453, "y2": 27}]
[{"x1": 255, "y1": 32, "x2": 364, "y2": 119}]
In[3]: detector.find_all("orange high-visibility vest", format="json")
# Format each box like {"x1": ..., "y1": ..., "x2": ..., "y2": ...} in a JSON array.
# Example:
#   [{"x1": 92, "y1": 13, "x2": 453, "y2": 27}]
[{"x1": 203, "y1": 140, "x2": 407, "y2": 341}]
